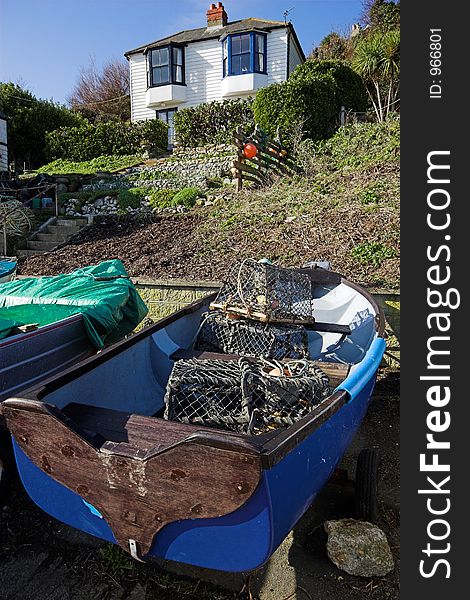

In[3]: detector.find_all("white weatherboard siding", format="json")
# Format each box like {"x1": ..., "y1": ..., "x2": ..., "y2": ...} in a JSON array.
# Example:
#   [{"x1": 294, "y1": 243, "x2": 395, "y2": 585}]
[
  {"x1": 129, "y1": 54, "x2": 156, "y2": 122},
  {"x1": 129, "y1": 27, "x2": 299, "y2": 122},
  {"x1": 266, "y1": 29, "x2": 288, "y2": 85},
  {"x1": 185, "y1": 39, "x2": 223, "y2": 107},
  {"x1": 288, "y1": 34, "x2": 303, "y2": 76}
]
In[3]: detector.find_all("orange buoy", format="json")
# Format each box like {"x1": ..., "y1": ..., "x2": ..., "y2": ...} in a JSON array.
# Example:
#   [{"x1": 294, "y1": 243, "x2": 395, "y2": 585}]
[{"x1": 243, "y1": 142, "x2": 258, "y2": 159}]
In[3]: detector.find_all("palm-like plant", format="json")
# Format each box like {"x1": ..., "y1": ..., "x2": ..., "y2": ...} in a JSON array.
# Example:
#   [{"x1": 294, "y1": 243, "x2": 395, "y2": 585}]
[{"x1": 353, "y1": 30, "x2": 400, "y2": 121}]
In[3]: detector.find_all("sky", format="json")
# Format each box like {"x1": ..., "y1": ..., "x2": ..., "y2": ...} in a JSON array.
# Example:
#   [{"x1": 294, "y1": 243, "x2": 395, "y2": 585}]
[{"x1": 0, "y1": 0, "x2": 364, "y2": 104}]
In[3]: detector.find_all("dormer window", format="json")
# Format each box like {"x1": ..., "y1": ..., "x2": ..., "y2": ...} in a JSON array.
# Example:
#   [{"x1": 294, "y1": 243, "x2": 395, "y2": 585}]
[
  {"x1": 148, "y1": 45, "x2": 185, "y2": 87},
  {"x1": 222, "y1": 32, "x2": 267, "y2": 77}
]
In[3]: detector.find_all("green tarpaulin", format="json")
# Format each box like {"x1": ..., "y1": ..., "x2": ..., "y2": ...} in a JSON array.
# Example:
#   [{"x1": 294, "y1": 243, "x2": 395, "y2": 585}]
[{"x1": 0, "y1": 260, "x2": 148, "y2": 347}]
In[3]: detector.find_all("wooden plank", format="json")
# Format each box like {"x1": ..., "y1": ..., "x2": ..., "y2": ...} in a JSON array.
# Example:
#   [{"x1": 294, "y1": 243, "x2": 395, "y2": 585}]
[
  {"x1": 208, "y1": 303, "x2": 350, "y2": 334},
  {"x1": 232, "y1": 159, "x2": 265, "y2": 180},
  {"x1": 237, "y1": 172, "x2": 263, "y2": 186},
  {"x1": 3, "y1": 400, "x2": 262, "y2": 559}
]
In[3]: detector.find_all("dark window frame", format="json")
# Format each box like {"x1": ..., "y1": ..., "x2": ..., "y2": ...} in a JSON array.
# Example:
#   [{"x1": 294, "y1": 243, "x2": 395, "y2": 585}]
[
  {"x1": 222, "y1": 32, "x2": 268, "y2": 78},
  {"x1": 156, "y1": 108, "x2": 178, "y2": 148},
  {"x1": 148, "y1": 44, "x2": 186, "y2": 88}
]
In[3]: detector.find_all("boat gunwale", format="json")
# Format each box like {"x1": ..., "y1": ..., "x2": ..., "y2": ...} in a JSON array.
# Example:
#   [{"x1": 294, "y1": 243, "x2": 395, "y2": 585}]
[
  {"x1": 2, "y1": 269, "x2": 384, "y2": 468},
  {"x1": 0, "y1": 313, "x2": 84, "y2": 349}
]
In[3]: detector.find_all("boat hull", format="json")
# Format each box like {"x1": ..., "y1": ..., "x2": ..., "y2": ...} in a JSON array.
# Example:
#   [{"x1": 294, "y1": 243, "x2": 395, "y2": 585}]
[
  {"x1": 0, "y1": 259, "x2": 16, "y2": 284},
  {"x1": 11, "y1": 342, "x2": 383, "y2": 572},
  {"x1": 4, "y1": 270, "x2": 386, "y2": 571}
]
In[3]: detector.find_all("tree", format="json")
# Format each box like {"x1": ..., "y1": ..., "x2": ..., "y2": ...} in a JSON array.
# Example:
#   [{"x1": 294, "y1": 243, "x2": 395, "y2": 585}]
[
  {"x1": 362, "y1": 1, "x2": 400, "y2": 32},
  {"x1": 68, "y1": 58, "x2": 131, "y2": 121},
  {"x1": 311, "y1": 32, "x2": 350, "y2": 61},
  {"x1": 352, "y1": 29, "x2": 400, "y2": 121},
  {"x1": 0, "y1": 82, "x2": 85, "y2": 169}
]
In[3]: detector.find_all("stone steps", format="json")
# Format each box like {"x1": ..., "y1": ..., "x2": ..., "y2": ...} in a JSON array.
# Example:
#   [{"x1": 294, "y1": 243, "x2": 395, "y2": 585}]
[{"x1": 18, "y1": 218, "x2": 88, "y2": 258}]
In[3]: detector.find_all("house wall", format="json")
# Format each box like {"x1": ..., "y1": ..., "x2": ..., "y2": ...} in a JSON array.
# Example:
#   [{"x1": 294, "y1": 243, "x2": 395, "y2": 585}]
[
  {"x1": 129, "y1": 27, "x2": 298, "y2": 122},
  {"x1": 288, "y1": 33, "x2": 304, "y2": 76},
  {"x1": 129, "y1": 54, "x2": 156, "y2": 122}
]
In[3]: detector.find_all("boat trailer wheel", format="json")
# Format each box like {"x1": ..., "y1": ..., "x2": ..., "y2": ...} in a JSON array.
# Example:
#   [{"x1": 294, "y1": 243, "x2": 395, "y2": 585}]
[{"x1": 355, "y1": 447, "x2": 379, "y2": 523}]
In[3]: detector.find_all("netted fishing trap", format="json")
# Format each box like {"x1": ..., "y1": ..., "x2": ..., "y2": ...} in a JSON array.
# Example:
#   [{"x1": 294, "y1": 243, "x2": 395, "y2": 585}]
[
  {"x1": 164, "y1": 358, "x2": 330, "y2": 435},
  {"x1": 210, "y1": 259, "x2": 315, "y2": 323},
  {"x1": 195, "y1": 310, "x2": 310, "y2": 360}
]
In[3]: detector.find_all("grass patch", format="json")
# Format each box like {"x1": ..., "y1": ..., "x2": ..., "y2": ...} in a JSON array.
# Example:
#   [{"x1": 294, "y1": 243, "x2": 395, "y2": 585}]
[
  {"x1": 352, "y1": 242, "x2": 398, "y2": 266},
  {"x1": 99, "y1": 544, "x2": 134, "y2": 580},
  {"x1": 36, "y1": 155, "x2": 143, "y2": 175}
]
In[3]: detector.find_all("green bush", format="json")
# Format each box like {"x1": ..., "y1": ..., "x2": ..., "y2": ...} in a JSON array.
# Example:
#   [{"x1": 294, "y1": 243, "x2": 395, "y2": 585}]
[
  {"x1": 148, "y1": 189, "x2": 177, "y2": 209},
  {"x1": 45, "y1": 119, "x2": 168, "y2": 162},
  {"x1": 0, "y1": 82, "x2": 86, "y2": 169},
  {"x1": 174, "y1": 98, "x2": 254, "y2": 147},
  {"x1": 117, "y1": 187, "x2": 146, "y2": 210},
  {"x1": 253, "y1": 59, "x2": 368, "y2": 145},
  {"x1": 171, "y1": 187, "x2": 201, "y2": 208}
]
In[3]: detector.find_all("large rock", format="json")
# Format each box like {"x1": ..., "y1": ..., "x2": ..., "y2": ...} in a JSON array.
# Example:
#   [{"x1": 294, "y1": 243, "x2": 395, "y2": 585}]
[{"x1": 324, "y1": 519, "x2": 394, "y2": 577}]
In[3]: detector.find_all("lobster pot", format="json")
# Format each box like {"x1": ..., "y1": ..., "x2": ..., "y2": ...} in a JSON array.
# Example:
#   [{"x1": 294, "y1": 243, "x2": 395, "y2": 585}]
[
  {"x1": 164, "y1": 359, "x2": 250, "y2": 432},
  {"x1": 164, "y1": 358, "x2": 330, "y2": 435},
  {"x1": 213, "y1": 259, "x2": 314, "y2": 323},
  {"x1": 195, "y1": 311, "x2": 310, "y2": 360}
]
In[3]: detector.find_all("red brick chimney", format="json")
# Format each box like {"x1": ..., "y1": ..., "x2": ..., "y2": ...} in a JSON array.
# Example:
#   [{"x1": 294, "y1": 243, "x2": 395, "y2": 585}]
[{"x1": 207, "y1": 2, "x2": 228, "y2": 28}]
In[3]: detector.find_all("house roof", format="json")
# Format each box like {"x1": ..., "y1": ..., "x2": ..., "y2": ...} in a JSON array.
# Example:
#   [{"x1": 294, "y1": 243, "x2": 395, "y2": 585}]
[{"x1": 125, "y1": 18, "x2": 305, "y2": 59}]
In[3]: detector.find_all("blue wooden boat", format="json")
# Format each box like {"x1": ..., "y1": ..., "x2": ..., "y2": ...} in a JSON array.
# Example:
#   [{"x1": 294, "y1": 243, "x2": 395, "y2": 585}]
[
  {"x1": 0, "y1": 258, "x2": 16, "y2": 283},
  {"x1": 2, "y1": 268, "x2": 385, "y2": 572}
]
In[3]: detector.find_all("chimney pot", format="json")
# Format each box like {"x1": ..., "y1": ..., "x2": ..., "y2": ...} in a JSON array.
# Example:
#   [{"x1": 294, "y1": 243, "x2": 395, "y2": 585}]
[{"x1": 207, "y1": 2, "x2": 228, "y2": 28}]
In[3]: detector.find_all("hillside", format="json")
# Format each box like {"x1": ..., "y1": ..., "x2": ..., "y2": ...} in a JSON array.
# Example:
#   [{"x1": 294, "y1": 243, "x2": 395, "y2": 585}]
[{"x1": 19, "y1": 116, "x2": 400, "y2": 290}]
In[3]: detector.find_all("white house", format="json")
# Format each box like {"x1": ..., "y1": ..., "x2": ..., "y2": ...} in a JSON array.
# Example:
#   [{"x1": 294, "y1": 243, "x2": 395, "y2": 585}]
[{"x1": 125, "y1": 2, "x2": 305, "y2": 144}]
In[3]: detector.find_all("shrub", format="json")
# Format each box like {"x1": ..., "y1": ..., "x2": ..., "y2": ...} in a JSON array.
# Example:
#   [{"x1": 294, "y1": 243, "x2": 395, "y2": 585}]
[
  {"x1": 45, "y1": 119, "x2": 168, "y2": 162},
  {"x1": 117, "y1": 187, "x2": 146, "y2": 210},
  {"x1": 174, "y1": 98, "x2": 254, "y2": 147},
  {"x1": 253, "y1": 59, "x2": 368, "y2": 145},
  {"x1": 148, "y1": 189, "x2": 177, "y2": 210},
  {"x1": 0, "y1": 82, "x2": 86, "y2": 169},
  {"x1": 171, "y1": 187, "x2": 201, "y2": 208}
]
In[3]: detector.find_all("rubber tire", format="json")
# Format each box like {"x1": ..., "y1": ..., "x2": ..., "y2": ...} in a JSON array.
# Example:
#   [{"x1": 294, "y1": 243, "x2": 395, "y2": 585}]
[
  {"x1": 355, "y1": 447, "x2": 379, "y2": 523},
  {"x1": 0, "y1": 429, "x2": 15, "y2": 503}
]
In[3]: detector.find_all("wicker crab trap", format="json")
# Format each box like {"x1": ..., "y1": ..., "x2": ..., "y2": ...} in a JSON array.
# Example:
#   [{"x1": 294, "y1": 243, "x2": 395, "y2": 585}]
[
  {"x1": 210, "y1": 259, "x2": 315, "y2": 324},
  {"x1": 164, "y1": 357, "x2": 330, "y2": 435}
]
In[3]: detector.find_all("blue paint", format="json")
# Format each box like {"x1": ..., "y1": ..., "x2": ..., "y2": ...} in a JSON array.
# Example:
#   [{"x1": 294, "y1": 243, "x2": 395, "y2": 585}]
[
  {"x1": 83, "y1": 500, "x2": 103, "y2": 519},
  {"x1": 0, "y1": 260, "x2": 16, "y2": 280},
  {"x1": 11, "y1": 353, "x2": 382, "y2": 572}
]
